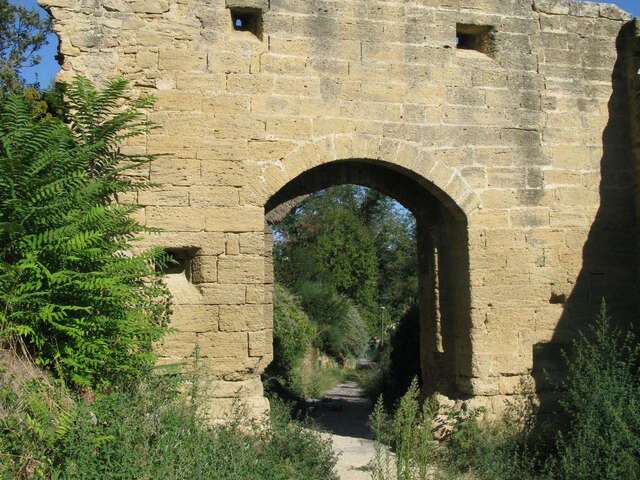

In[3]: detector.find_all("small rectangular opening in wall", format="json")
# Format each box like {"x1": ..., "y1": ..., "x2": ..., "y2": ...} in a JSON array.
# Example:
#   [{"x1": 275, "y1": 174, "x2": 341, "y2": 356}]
[
  {"x1": 456, "y1": 24, "x2": 494, "y2": 56},
  {"x1": 231, "y1": 8, "x2": 262, "y2": 39},
  {"x1": 159, "y1": 248, "x2": 197, "y2": 280}
]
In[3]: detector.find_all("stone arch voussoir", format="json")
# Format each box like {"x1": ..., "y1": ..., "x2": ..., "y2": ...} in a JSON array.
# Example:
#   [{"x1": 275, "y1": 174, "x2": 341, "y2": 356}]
[{"x1": 259, "y1": 135, "x2": 481, "y2": 218}]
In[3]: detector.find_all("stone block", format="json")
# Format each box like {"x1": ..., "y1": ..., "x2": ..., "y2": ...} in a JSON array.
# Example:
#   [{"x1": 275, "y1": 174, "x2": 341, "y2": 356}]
[
  {"x1": 191, "y1": 256, "x2": 218, "y2": 283},
  {"x1": 218, "y1": 256, "x2": 264, "y2": 284},
  {"x1": 200, "y1": 284, "x2": 246, "y2": 305},
  {"x1": 146, "y1": 207, "x2": 205, "y2": 232},
  {"x1": 171, "y1": 305, "x2": 219, "y2": 333},
  {"x1": 189, "y1": 186, "x2": 240, "y2": 207},
  {"x1": 248, "y1": 330, "x2": 267, "y2": 356},
  {"x1": 199, "y1": 331, "x2": 248, "y2": 358},
  {"x1": 205, "y1": 207, "x2": 264, "y2": 232},
  {"x1": 219, "y1": 305, "x2": 264, "y2": 331}
]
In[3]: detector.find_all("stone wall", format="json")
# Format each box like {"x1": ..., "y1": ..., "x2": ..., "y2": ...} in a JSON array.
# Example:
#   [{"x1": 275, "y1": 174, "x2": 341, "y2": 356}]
[
  {"x1": 40, "y1": 0, "x2": 637, "y2": 416},
  {"x1": 625, "y1": 18, "x2": 640, "y2": 272}
]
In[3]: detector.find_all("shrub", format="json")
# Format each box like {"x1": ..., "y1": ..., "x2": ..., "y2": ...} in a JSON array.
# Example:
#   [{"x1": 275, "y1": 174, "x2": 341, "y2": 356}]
[
  {"x1": 52, "y1": 376, "x2": 338, "y2": 480},
  {"x1": 0, "y1": 349, "x2": 74, "y2": 478},
  {"x1": 0, "y1": 78, "x2": 171, "y2": 388},
  {"x1": 267, "y1": 284, "x2": 316, "y2": 381},
  {"x1": 297, "y1": 280, "x2": 367, "y2": 360},
  {"x1": 441, "y1": 406, "x2": 541, "y2": 480},
  {"x1": 549, "y1": 302, "x2": 640, "y2": 479},
  {"x1": 369, "y1": 378, "x2": 436, "y2": 480}
]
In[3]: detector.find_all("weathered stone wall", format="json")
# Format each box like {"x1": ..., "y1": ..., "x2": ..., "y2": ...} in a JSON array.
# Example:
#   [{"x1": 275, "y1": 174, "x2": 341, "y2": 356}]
[
  {"x1": 625, "y1": 18, "x2": 640, "y2": 272},
  {"x1": 41, "y1": 0, "x2": 637, "y2": 416}
]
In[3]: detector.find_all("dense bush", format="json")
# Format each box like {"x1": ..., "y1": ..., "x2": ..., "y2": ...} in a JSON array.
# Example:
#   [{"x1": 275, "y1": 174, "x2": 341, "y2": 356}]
[
  {"x1": 440, "y1": 302, "x2": 640, "y2": 480},
  {"x1": 297, "y1": 280, "x2": 367, "y2": 360},
  {"x1": 0, "y1": 79, "x2": 171, "y2": 388},
  {"x1": 53, "y1": 379, "x2": 337, "y2": 480},
  {"x1": 550, "y1": 303, "x2": 640, "y2": 479},
  {"x1": 264, "y1": 284, "x2": 316, "y2": 384}
]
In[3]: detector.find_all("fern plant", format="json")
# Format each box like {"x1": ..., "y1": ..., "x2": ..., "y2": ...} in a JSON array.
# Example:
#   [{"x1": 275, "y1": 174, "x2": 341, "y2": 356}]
[{"x1": 0, "y1": 77, "x2": 171, "y2": 388}]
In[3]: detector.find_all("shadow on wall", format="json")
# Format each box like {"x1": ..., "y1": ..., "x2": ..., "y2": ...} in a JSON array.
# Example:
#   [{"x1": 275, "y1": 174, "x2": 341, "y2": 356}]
[{"x1": 533, "y1": 25, "x2": 639, "y2": 414}]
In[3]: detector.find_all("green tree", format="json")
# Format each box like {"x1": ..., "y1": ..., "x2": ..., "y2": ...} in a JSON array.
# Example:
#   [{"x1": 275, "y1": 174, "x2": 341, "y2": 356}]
[
  {"x1": 274, "y1": 185, "x2": 417, "y2": 329},
  {"x1": 314, "y1": 208, "x2": 378, "y2": 314},
  {"x1": 0, "y1": 77, "x2": 172, "y2": 388},
  {"x1": 0, "y1": 0, "x2": 52, "y2": 94}
]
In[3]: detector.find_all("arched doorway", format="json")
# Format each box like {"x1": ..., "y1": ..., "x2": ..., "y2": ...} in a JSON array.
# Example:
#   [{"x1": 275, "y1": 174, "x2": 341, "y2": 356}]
[{"x1": 264, "y1": 159, "x2": 471, "y2": 398}]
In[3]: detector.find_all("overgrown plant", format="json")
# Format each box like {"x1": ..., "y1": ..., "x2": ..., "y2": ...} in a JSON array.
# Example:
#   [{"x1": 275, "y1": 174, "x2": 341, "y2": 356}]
[
  {"x1": 370, "y1": 378, "x2": 436, "y2": 480},
  {"x1": 550, "y1": 301, "x2": 640, "y2": 479},
  {"x1": 0, "y1": 77, "x2": 171, "y2": 388}
]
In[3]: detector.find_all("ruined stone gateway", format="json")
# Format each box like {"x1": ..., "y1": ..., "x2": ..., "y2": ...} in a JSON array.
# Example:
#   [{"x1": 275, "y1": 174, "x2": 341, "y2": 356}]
[{"x1": 42, "y1": 0, "x2": 640, "y2": 417}]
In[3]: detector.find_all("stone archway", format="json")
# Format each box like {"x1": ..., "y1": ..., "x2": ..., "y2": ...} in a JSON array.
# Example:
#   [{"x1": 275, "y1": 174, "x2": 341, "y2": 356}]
[{"x1": 263, "y1": 157, "x2": 471, "y2": 399}]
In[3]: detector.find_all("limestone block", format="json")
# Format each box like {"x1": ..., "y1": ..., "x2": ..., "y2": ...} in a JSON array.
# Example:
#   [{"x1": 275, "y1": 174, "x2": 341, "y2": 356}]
[
  {"x1": 225, "y1": 234, "x2": 240, "y2": 255},
  {"x1": 201, "y1": 161, "x2": 258, "y2": 187},
  {"x1": 218, "y1": 256, "x2": 264, "y2": 284},
  {"x1": 248, "y1": 330, "x2": 267, "y2": 356},
  {"x1": 146, "y1": 207, "x2": 206, "y2": 232},
  {"x1": 156, "y1": 331, "x2": 198, "y2": 357},
  {"x1": 225, "y1": 0, "x2": 268, "y2": 10},
  {"x1": 150, "y1": 158, "x2": 200, "y2": 185},
  {"x1": 189, "y1": 186, "x2": 240, "y2": 207},
  {"x1": 219, "y1": 305, "x2": 264, "y2": 331},
  {"x1": 239, "y1": 232, "x2": 264, "y2": 254},
  {"x1": 132, "y1": 0, "x2": 169, "y2": 14},
  {"x1": 198, "y1": 331, "x2": 248, "y2": 358},
  {"x1": 153, "y1": 91, "x2": 202, "y2": 111},
  {"x1": 200, "y1": 284, "x2": 246, "y2": 305},
  {"x1": 245, "y1": 284, "x2": 265, "y2": 304},
  {"x1": 171, "y1": 305, "x2": 219, "y2": 333},
  {"x1": 205, "y1": 207, "x2": 264, "y2": 232},
  {"x1": 208, "y1": 376, "x2": 264, "y2": 399},
  {"x1": 138, "y1": 187, "x2": 189, "y2": 207},
  {"x1": 191, "y1": 256, "x2": 218, "y2": 283}
]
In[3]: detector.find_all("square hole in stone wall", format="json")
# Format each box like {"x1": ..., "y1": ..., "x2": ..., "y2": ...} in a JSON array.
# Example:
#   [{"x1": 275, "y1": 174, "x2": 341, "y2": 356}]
[
  {"x1": 456, "y1": 24, "x2": 494, "y2": 56},
  {"x1": 231, "y1": 8, "x2": 262, "y2": 39},
  {"x1": 159, "y1": 248, "x2": 198, "y2": 280}
]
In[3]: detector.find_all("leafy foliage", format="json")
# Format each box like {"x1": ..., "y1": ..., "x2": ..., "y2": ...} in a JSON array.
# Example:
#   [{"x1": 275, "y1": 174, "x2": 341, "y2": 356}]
[
  {"x1": 0, "y1": 349, "x2": 74, "y2": 478},
  {"x1": 0, "y1": 77, "x2": 171, "y2": 388},
  {"x1": 266, "y1": 284, "x2": 316, "y2": 382},
  {"x1": 1, "y1": 348, "x2": 339, "y2": 480},
  {"x1": 52, "y1": 379, "x2": 338, "y2": 480},
  {"x1": 274, "y1": 185, "x2": 418, "y2": 335},
  {"x1": 0, "y1": 0, "x2": 52, "y2": 93},
  {"x1": 550, "y1": 302, "x2": 640, "y2": 479},
  {"x1": 297, "y1": 281, "x2": 367, "y2": 360},
  {"x1": 370, "y1": 379, "x2": 436, "y2": 480}
]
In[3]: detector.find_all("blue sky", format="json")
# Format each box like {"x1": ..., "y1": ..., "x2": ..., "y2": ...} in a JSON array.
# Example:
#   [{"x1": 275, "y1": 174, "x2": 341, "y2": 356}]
[{"x1": 11, "y1": 0, "x2": 640, "y2": 88}]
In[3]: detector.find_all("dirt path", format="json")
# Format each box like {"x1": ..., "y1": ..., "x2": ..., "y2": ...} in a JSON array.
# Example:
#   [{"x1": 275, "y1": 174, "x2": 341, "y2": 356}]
[{"x1": 309, "y1": 381, "x2": 390, "y2": 480}]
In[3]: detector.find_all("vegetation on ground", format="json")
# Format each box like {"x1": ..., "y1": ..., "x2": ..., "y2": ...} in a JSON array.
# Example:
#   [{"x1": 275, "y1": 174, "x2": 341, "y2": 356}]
[
  {"x1": 0, "y1": 348, "x2": 339, "y2": 479},
  {"x1": 369, "y1": 303, "x2": 640, "y2": 480}
]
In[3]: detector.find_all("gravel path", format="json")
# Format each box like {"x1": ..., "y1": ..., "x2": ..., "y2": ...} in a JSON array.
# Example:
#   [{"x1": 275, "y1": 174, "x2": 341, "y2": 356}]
[{"x1": 309, "y1": 381, "x2": 393, "y2": 480}]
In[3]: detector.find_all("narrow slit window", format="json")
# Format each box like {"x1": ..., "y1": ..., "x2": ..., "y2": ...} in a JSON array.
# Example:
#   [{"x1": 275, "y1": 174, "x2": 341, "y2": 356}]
[
  {"x1": 456, "y1": 24, "x2": 494, "y2": 56},
  {"x1": 231, "y1": 8, "x2": 262, "y2": 39}
]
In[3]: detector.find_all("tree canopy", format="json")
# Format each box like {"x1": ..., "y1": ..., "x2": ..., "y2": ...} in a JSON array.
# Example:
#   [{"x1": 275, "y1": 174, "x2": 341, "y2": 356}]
[{"x1": 0, "y1": 0, "x2": 52, "y2": 94}]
